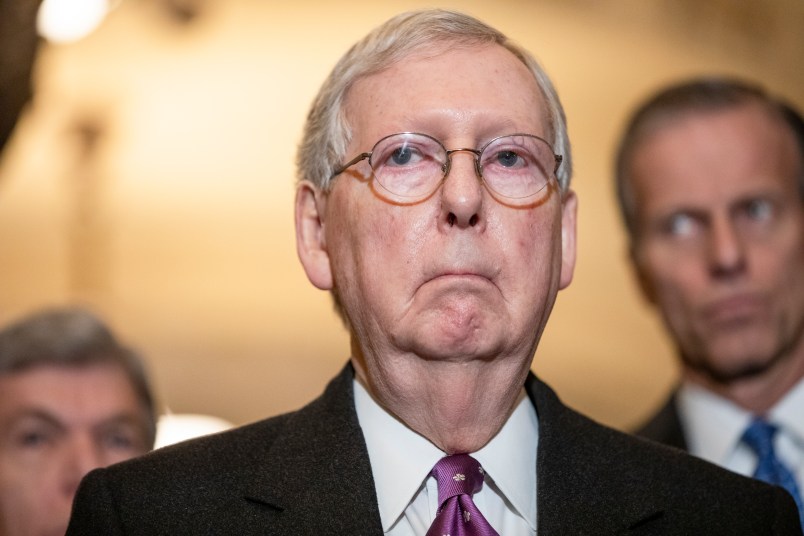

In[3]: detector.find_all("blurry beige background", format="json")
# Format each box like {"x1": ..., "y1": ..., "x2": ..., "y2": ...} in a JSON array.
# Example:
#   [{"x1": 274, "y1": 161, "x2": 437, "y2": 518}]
[{"x1": 1, "y1": 0, "x2": 802, "y2": 430}]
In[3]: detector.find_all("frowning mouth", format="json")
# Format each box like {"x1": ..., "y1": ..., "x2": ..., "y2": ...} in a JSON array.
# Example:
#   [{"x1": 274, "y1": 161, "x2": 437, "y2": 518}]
[
  {"x1": 431, "y1": 271, "x2": 489, "y2": 281},
  {"x1": 418, "y1": 270, "x2": 497, "y2": 293},
  {"x1": 702, "y1": 294, "x2": 766, "y2": 326}
]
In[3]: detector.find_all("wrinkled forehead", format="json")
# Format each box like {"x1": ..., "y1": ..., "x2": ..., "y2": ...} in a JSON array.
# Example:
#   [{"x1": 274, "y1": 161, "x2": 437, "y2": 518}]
[
  {"x1": 342, "y1": 42, "x2": 551, "y2": 140},
  {"x1": 628, "y1": 105, "x2": 803, "y2": 224},
  {"x1": 632, "y1": 101, "x2": 802, "y2": 170},
  {"x1": 0, "y1": 363, "x2": 141, "y2": 413}
]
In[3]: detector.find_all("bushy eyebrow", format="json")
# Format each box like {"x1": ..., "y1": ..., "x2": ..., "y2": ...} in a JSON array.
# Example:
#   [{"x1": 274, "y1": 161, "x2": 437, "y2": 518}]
[
  {"x1": 4, "y1": 408, "x2": 67, "y2": 431},
  {"x1": 3, "y1": 408, "x2": 147, "y2": 436},
  {"x1": 92, "y1": 414, "x2": 149, "y2": 435}
]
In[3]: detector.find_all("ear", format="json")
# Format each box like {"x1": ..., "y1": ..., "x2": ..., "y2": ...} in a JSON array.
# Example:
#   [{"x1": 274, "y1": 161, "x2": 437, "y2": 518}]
[
  {"x1": 558, "y1": 190, "x2": 578, "y2": 290},
  {"x1": 295, "y1": 181, "x2": 334, "y2": 290}
]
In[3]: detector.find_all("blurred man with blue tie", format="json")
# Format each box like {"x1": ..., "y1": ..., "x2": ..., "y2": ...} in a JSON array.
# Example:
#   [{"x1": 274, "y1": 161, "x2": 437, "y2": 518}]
[{"x1": 617, "y1": 77, "x2": 804, "y2": 531}]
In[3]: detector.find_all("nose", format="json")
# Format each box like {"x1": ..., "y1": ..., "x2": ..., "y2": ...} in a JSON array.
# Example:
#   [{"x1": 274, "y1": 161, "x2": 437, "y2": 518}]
[
  {"x1": 439, "y1": 149, "x2": 484, "y2": 230},
  {"x1": 708, "y1": 215, "x2": 746, "y2": 278},
  {"x1": 60, "y1": 435, "x2": 104, "y2": 499}
]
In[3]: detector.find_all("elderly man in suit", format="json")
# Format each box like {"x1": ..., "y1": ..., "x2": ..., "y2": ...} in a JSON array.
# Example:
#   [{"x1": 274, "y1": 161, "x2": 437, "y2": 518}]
[
  {"x1": 67, "y1": 10, "x2": 802, "y2": 535},
  {"x1": 617, "y1": 78, "x2": 804, "y2": 530}
]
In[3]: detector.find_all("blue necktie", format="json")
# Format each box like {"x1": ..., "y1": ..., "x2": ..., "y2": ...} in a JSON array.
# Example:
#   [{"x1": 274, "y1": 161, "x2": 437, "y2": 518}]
[{"x1": 742, "y1": 418, "x2": 804, "y2": 531}]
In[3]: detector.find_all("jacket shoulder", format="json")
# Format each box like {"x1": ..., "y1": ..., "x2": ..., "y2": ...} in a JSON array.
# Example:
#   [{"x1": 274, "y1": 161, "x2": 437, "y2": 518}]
[{"x1": 528, "y1": 375, "x2": 803, "y2": 534}]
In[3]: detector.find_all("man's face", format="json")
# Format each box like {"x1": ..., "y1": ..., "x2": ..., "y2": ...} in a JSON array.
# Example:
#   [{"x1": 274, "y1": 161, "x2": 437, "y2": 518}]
[
  {"x1": 298, "y1": 44, "x2": 576, "y2": 394},
  {"x1": 0, "y1": 364, "x2": 151, "y2": 536},
  {"x1": 629, "y1": 103, "x2": 804, "y2": 382}
]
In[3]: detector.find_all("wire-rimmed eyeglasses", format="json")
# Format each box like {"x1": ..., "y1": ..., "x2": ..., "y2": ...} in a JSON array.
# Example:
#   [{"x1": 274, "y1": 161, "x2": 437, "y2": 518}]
[{"x1": 330, "y1": 132, "x2": 563, "y2": 203}]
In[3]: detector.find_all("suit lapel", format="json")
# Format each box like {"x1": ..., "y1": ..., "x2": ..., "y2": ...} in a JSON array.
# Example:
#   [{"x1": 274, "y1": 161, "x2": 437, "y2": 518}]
[
  {"x1": 239, "y1": 365, "x2": 383, "y2": 535},
  {"x1": 184, "y1": 367, "x2": 667, "y2": 534},
  {"x1": 527, "y1": 374, "x2": 665, "y2": 535}
]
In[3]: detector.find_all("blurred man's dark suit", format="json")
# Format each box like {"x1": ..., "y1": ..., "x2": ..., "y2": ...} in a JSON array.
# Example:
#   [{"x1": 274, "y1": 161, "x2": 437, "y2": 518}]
[{"x1": 635, "y1": 391, "x2": 688, "y2": 450}]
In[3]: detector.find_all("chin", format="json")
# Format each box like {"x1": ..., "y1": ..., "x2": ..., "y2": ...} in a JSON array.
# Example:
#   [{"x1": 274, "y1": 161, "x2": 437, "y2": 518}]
[
  {"x1": 410, "y1": 331, "x2": 503, "y2": 362},
  {"x1": 705, "y1": 360, "x2": 776, "y2": 383},
  {"x1": 687, "y1": 341, "x2": 783, "y2": 383},
  {"x1": 397, "y1": 311, "x2": 492, "y2": 353}
]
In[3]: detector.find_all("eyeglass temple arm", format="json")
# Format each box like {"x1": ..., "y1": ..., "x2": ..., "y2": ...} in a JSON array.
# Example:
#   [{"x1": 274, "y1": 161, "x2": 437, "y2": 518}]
[
  {"x1": 331, "y1": 152, "x2": 372, "y2": 179},
  {"x1": 553, "y1": 154, "x2": 563, "y2": 173}
]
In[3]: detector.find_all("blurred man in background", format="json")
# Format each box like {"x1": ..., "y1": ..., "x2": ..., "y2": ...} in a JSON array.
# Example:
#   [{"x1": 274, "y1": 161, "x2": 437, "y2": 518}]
[
  {"x1": 0, "y1": 306, "x2": 156, "y2": 536},
  {"x1": 616, "y1": 77, "x2": 804, "y2": 529}
]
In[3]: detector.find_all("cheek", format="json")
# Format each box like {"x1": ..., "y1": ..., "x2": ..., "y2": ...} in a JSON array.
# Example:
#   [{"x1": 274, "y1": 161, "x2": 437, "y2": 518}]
[
  {"x1": 640, "y1": 247, "x2": 704, "y2": 308},
  {"x1": 373, "y1": 195, "x2": 431, "y2": 248},
  {"x1": 353, "y1": 212, "x2": 407, "y2": 268},
  {"x1": 751, "y1": 243, "x2": 804, "y2": 324},
  {"x1": 328, "y1": 200, "x2": 423, "y2": 296},
  {"x1": 638, "y1": 259, "x2": 697, "y2": 332},
  {"x1": 508, "y1": 210, "x2": 561, "y2": 272},
  {"x1": 753, "y1": 234, "x2": 804, "y2": 288},
  {"x1": 0, "y1": 459, "x2": 52, "y2": 505},
  {"x1": 485, "y1": 210, "x2": 561, "y2": 312},
  {"x1": 381, "y1": 210, "x2": 413, "y2": 247}
]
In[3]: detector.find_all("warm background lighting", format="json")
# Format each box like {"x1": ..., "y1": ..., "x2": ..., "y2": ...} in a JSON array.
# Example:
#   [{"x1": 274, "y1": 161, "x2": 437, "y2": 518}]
[
  {"x1": 36, "y1": 0, "x2": 114, "y2": 44},
  {"x1": 1, "y1": 0, "x2": 802, "y2": 431}
]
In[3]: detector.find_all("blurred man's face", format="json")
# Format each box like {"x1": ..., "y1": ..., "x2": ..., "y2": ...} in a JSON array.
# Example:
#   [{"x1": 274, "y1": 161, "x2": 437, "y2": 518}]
[
  {"x1": 629, "y1": 103, "x2": 804, "y2": 383},
  {"x1": 297, "y1": 43, "x2": 576, "y2": 409},
  {"x1": 0, "y1": 364, "x2": 151, "y2": 536}
]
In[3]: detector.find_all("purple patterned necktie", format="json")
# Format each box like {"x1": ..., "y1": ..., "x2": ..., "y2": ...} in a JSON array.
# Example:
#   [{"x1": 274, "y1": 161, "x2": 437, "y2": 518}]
[{"x1": 426, "y1": 454, "x2": 500, "y2": 536}]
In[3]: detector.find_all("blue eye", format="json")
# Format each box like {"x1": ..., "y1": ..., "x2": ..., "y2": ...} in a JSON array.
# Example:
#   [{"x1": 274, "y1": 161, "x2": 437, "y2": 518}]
[
  {"x1": 380, "y1": 143, "x2": 428, "y2": 169},
  {"x1": 744, "y1": 199, "x2": 773, "y2": 221},
  {"x1": 97, "y1": 423, "x2": 148, "y2": 453},
  {"x1": 665, "y1": 213, "x2": 697, "y2": 237},
  {"x1": 104, "y1": 434, "x2": 135, "y2": 450},
  {"x1": 17, "y1": 429, "x2": 53, "y2": 449},
  {"x1": 21, "y1": 432, "x2": 46, "y2": 446},
  {"x1": 496, "y1": 150, "x2": 521, "y2": 168},
  {"x1": 391, "y1": 147, "x2": 413, "y2": 165}
]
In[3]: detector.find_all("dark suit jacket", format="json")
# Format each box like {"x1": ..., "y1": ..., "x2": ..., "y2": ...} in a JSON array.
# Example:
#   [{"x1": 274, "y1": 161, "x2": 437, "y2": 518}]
[
  {"x1": 635, "y1": 391, "x2": 689, "y2": 451},
  {"x1": 67, "y1": 365, "x2": 802, "y2": 535}
]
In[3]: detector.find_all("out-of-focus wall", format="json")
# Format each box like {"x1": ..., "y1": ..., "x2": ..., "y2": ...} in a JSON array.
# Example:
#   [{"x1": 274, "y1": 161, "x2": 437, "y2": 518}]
[{"x1": 0, "y1": 0, "x2": 801, "y2": 429}]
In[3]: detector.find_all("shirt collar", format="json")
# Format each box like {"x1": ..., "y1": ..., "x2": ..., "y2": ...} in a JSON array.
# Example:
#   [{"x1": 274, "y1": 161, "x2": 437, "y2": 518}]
[
  {"x1": 353, "y1": 379, "x2": 539, "y2": 532},
  {"x1": 677, "y1": 382, "x2": 751, "y2": 465},
  {"x1": 473, "y1": 388, "x2": 539, "y2": 530},
  {"x1": 678, "y1": 377, "x2": 804, "y2": 463},
  {"x1": 768, "y1": 377, "x2": 804, "y2": 448},
  {"x1": 353, "y1": 379, "x2": 443, "y2": 532}
]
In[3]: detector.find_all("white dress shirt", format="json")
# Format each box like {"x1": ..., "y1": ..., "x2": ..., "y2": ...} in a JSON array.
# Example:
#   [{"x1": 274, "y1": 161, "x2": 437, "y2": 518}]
[
  {"x1": 677, "y1": 378, "x2": 804, "y2": 486},
  {"x1": 353, "y1": 379, "x2": 539, "y2": 535}
]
